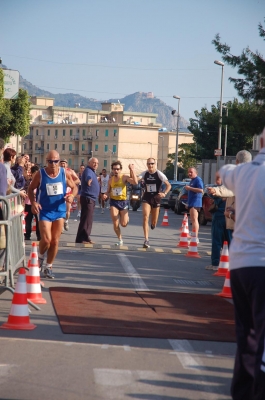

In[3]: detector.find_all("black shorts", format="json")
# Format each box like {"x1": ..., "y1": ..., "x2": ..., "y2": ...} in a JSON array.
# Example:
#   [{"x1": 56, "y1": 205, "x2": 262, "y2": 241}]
[
  {"x1": 188, "y1": 206, "x2": 201, "y2": 212},
  {"x1": 110, "y1": 199, "x2": 129, "y2": 211},
  {"x1": 142, "y1": 194, "x2": 161, "y2": 208}
]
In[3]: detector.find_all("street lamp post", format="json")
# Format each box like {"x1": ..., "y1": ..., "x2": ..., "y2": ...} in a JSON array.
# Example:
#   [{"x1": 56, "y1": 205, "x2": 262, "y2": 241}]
[
  {"x1": 214, "y1": 60, "x2": 224, "y2": 170},
  {"x1": 223, "y1": 106, "x2": 228, "y2": 157},
  {"x1": 148, "y1": 142, "x2": 153, "y2": 157},
  {"x1": 159, "y1": 136, "x2": 164, "y2": 171},
  {"x1": 173, "y1": 95, "x2": 180, "y2": 181}
]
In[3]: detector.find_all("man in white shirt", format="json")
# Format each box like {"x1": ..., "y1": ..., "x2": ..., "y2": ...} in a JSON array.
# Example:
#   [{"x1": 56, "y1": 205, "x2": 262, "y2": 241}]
[
  {"x1": 218, "y1": 131, "x2": 265, "y2": 400},
  {"x1": 99, "y1": 169, "x2": 109, "y2": 214}
]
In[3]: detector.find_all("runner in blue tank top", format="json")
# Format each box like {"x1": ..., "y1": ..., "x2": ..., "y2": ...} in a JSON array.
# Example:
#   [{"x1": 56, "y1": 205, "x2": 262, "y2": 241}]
[{"x1": 28, "y1": 150, "x2": 77, "y2": 279}]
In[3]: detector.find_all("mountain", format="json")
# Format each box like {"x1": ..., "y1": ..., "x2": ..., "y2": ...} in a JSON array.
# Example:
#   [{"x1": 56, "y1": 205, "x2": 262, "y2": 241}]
[{"x1": 3, "y1": 65, "x2": 189, "y2": 129}]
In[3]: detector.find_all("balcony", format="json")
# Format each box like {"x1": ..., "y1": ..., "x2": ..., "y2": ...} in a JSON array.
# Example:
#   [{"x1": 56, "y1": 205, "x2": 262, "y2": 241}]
[
  {"x1": 83, "y1": 136, "x2": 93, "y2": 141},
  {"x1": 82, "y1": 151, "x2": 92, "y2": 156},
  {"x1": 72, "y1": 136, "x2": 80, "y2": 141},
  {"x1": 70, "y1": 150, "x2": 79, "y2": 155},
  {"x1": 27, "y1": 149, "x2": 33, "y2": 154},
  {"x1": 40, "y1": 114, "x2": 53, "y2": 121},
  {"x1": 25, "y1": 134, "x2": 33, "y2": 140},
  {"x1": 40, "y1": 136, "x2": 44, "y2": 141},
  {"x1": 35, "y1": 148, "x2": 44, "y2": 154}
]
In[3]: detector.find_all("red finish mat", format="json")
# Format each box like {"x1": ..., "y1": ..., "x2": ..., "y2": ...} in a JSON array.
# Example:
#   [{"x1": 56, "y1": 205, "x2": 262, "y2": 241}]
[{"x1": 49, "y1": 287, "x2": 235, "y2": 342}]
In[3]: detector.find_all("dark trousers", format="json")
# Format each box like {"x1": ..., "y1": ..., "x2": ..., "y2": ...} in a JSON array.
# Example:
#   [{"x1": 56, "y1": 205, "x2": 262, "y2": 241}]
[
  {"x1": 211, "y1": 216, "x2": 229, "y2": 266},
  {"x1": 75, "y1": 196, "x2": 95, "y2": 243},
  {"x1": 24, "y1": 204, "x2": 40, "y2": 240},
  {"x1": 230, "y1": 267, "x2": 265, "y2": 400}
]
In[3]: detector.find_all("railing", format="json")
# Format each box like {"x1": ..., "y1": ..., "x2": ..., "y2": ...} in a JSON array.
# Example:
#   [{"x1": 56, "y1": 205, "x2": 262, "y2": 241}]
[
  {"x1": 82, "y1": 151, "x2": 92, "y2": 156},
  {"x1": 83, "y1": 136, "x2": 93, "y2": 140},
  {"x1": 72, "y1": 136, "x2": 80, "y2": 141},
  {"x1": 25, "y1": 135, "x2": 33, "y2": 140},
  {"x1": 70, "y1": 150, "x2": 79, "y2": 155},
  {"x1": 40, "y1": 114, "x2": 52, "y2": 121},
  {"x1": 35, "y1": 148, "x2": 44, "y2": 154}
]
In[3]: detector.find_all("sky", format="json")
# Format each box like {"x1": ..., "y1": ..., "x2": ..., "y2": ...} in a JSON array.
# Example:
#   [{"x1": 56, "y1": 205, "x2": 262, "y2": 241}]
[{"x1": 0, "y1": 0, "x2": 264, "y2": 122}]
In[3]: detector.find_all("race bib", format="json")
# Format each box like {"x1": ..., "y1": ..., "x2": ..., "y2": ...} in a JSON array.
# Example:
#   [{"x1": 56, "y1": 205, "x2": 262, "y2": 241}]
[
  {"x1": 46, "y1": 182, "x2": 63, "y2": 196},
  {"x1": 112, "y1": 187, "x2": 122, "y2": 196},
  {"x1": 146, "y1": 184, "x2": 157, "y2": 193}
]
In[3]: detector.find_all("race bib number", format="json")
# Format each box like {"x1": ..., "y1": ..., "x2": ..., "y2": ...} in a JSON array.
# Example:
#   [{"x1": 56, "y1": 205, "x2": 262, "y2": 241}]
[
  {"x1": 112, "y1": 187, "x2": 122, "y2": 196},
  {"x1": 146, "y1": 184, "x2": 157, "y2": 193},
  {"x1": 46, "y1": 182, "x2": 63, "y2": 196}
]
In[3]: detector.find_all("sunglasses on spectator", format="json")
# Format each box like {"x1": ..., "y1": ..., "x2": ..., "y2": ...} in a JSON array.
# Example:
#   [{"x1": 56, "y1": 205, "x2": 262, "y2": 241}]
[
  {"x1": 147, "y1": 162, "x2": 155, "y2": 165},
  {"x1": 113, "y1": 168, "x2": 121, "y2": 170},
  {"x1": 47, "y1": 160, "x2": 60, "y2": 164}
]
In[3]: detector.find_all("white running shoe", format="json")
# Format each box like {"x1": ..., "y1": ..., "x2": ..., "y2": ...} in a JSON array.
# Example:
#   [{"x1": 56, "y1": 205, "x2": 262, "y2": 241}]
[
  {"x1": 77, "y1": 211, "x2": 81, "y2": 218},
  {"x1": 115, "y1": 239, "x2": 123, "y2": 246}
]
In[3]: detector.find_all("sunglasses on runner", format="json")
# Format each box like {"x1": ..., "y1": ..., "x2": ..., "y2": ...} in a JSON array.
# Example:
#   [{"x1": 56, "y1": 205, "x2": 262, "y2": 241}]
[
  {"x1": 47, "y1": 160, "x2": 60, "y2": 164},
  {"x1": 113, "y1": 168, "x2": 121, "y2": 170},
  {"x1": 147, "y1": 163, "x2": 155, "y2": 165}
]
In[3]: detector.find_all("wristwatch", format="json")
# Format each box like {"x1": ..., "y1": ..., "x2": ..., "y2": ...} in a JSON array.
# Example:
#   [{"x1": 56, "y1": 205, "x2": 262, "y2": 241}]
[{"x1": 229, "y1": 212, "x2": 233, "y2": 219}]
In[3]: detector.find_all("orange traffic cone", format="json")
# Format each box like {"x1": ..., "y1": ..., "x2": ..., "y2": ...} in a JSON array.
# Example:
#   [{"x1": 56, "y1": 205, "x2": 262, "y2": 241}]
[
  {"x1": 161, "y1": 209, "x2": 169, "y2": 226},
  {"x1": 27, "y1": 243, "x2": 46, "y2": 304},
  {"x1": 185, "y1": 230, "x2": 201, "y2": 258},
  {"x1": 213, "y1": 241, "x2": 229, "y2": 277},
  {"x1": 0, "y1": 268, "x2": 37, "y2": 330},
  {"x1": 177, "y1": 221, "x2": 189, "y2": 247},
  {"x1": 22, "y1": 212, "x2": 27, "y2": 234},
  {"x1": 217, "y1": 269, "x2": 232, "y2": 298},
  {"x1": 32, "y1": 216, "x2": 37, "y2": 232}
]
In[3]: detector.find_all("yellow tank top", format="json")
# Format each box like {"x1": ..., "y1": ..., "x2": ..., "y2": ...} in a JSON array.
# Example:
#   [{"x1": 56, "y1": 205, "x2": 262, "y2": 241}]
[{"x1": 110, "y1": 175, "x2": 127, "y2": 200}]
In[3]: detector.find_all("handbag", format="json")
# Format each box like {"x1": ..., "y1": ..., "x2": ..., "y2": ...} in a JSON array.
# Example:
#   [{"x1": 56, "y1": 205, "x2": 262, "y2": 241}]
[{"x1": 208, "y1": 202, "x2": 218, "y2": 214}]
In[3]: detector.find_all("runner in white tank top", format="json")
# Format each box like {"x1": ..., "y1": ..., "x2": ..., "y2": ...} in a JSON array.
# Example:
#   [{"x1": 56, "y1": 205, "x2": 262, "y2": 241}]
[{"x1": 99, "y1": 169, "x2": 110, "y2": 213}]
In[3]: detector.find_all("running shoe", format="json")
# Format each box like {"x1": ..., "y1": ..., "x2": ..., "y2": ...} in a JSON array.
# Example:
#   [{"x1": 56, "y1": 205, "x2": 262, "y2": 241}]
[
  {"x1": 205, "y1": 265, "x2": 213, "y2": 270},
  {"x1": 64, "y1": 220, "x2": 69, "y2": 231},
  {"x1": 115, "y1": 239, "x2": 123, "y2": 246},
  {"x1": 44, "y1": 268, "x2": 55, "y2": 279},
  {"x1": 77, "y1": 211, "x2": 81, "y2": 218},
  {"x1": 101, "y1": 209, "x2": 104, "y2": 214},
  {"x1": 151, "y1": 224, "x2": 155, "y2": 230},
  {"x1": 143, "y1": 240, "x2": 150, "y2": 249}
]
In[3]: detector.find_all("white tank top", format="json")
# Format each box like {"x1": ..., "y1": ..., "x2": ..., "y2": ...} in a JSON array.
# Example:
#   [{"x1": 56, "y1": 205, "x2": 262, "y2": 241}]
[{"x1": 100, "y1": 175, "x2": 109, "y2": 193}]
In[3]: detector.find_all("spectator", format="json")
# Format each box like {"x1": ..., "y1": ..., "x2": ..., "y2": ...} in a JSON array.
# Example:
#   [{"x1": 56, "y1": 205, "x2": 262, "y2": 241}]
[
  {"x1": 185, "y1": 167, "x2": 204, "y2": 241},
  {"x1": 3, "y1": 148, "x2": 26, "y2": 199},
  {"x1": 218, "y1": 132, "x2": 265, "y2": 399},
  {"x1": 0, "y1": 139, "x2": 7, "y2": 196},
  {"x1": 11, "y1": 155, "x2": 26, "y2": 190},
  {"x1": 205, "y1": 177, "x2": 229, "y2": 270},
  {"x1": 24, "y1": 165, "x2": 41, "y2": 241},
  {"x1": 208, "y1": 150, "x2": 252, "y2": 244}
]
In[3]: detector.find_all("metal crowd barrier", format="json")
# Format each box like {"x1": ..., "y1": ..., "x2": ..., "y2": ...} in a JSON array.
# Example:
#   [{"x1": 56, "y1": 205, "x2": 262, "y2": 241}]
[{"x1": 0, "y1": 193, "x2": 26, "y2": 291}]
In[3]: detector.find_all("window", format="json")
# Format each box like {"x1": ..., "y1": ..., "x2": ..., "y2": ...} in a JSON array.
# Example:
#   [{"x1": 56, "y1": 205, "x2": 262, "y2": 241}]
[
  {"x1": 68, "y1": 159, "x2": 72, "y2": 166},
  {"x1": 35, "y1": 143, "x2": 38, "y2": 150},
  {"x1": 34, "y1": 157, "x2": 37, "y2": 164},
  {"x1": 113, "y1": 145, "x2": 117, "y2": 153},
  {"x1": 70, "y1": 129, "x2": 73, "y2": 136},
  {"x1": 114, "y1": 129, "x2": 117, "y2": 137},
  {"x1": 55, "y1": 129, "x2": 58, "y2": 138},
  {"x1": 62, "y1": 144, "x2": 65, "y2": 150},
  {"x1": 105, "y1": 129, "x2": 108, "y2": 137},
  {"x1": 36, "y1": 129, "x2": 38, "y2": 136},
  {"x1": 81, "y1": 159, "x2": 84, "y2": 164},
  {"x1": 24, "y1": 143, "x2": 27, "y2": 150},
  {"x1": 96, "y1": 129, "x2": 99, "y2": 137},
  {"x1": 104, "y1": 160, "x2": 107, "y2": 168},
  {"x1": 95, "y1": 144, "x2": 98, "y2": 151},
  {"x1": 104, "y1": 145, "x2": 108, "y2": 152},
  {"x1": 55, "y1": 143, "x2": 57, "y2": 150},
  {"x1": 63, "y1": 129, "x2": 66, "y2": 137},
  {"x1": 82, "y1": 129, "x2": 86, "y2": 136},
  {"x1": 69, "y1": 144, "x2": 72, "y2": 151},
  {"x1": 82, "y1": 144, "x2": 85, "y2": 151},
  {"x1": 47, "y1": 144, "x2": 50, "y2": 150},
  {"x1": 48, "y1": 129, "x2": 50, "y2": 136}
]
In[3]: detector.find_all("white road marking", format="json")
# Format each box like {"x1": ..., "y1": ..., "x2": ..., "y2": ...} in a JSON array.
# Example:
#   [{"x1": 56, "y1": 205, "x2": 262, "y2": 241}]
[
  {"x1": 101, "y1": 344, "x2": 109, "y2": 349},
  {"x1": 117, "y1": 253, "x2": 149, "y2": 290},
  {"x1": 168, "y1": 339, "x2": 199, "y2": 369},
  {"x1": 93, "y1": 368, "x2": 160, "y2": 386},
  {"x1": 123, "y1": 345, "x2": 131, "y2": 351}
]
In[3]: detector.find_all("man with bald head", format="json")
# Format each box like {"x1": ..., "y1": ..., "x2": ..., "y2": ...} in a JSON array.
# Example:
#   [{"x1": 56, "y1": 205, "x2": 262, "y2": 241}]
[
  {"x1": 75, "y1": 157, "x2": 100, "y2": 244},
  {"x1": 28, "y1": 150, "x2": 77, "y2": 279}
]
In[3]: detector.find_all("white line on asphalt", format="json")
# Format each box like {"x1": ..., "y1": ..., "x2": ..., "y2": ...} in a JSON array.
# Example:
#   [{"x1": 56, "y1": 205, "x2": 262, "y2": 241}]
[
  {"x1": 168, "y1": 339, "x2": 199, "y2": 369},
  {"x1": 123, "y1": 345, "x2": 131, "y2": 351},
  {"x1": 117, "y1": 253, "x2": 149, "y2": 290}
]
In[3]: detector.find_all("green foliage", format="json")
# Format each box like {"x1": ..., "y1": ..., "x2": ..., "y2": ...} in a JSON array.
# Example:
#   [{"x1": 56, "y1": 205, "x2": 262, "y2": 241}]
[
  {"x1": 178, "y1": 143, "x2": 198, "y2": 172},
  {"x1": 163, "y1": 152, "x2": 185, "y2": 180},
  {"x1": 212, "y1": 19, "x2": 265, "y2": 102},
  {"x1": 188, "y1": 99, "x2": 254, "y2": 159}
]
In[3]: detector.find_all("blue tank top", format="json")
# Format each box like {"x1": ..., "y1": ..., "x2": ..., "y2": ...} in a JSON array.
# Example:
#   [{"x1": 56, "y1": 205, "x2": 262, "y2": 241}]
[{"x1": 37, "y1": 167, "x2": 67, "y2": 214}]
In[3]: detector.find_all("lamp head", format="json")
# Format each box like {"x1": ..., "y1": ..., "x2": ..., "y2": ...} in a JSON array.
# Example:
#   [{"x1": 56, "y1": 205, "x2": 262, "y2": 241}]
[
  {"x1": 214, "y1": 60, "x2": 224, "y2": 66},
  {"x1": 173, "y1": 95, "x2": 180, "y2": 99}
]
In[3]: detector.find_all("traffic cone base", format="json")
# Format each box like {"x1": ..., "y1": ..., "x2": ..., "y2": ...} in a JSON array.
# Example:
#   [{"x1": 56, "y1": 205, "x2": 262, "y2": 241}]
[
  {"x1": 178, "y1": 221, "x2": 189, "y2": 247},
  {"x1": 161, "y1": 209, "x2": 169, "y2": 226},
  {"x1": 0, "y1": 268, "x2": 37, "y2": 330}
]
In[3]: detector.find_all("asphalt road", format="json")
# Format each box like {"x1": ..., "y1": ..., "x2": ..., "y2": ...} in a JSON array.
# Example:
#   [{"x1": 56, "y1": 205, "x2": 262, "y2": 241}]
[{"x1": 0, "y1": 206, "x2": 235, "y2": 400}]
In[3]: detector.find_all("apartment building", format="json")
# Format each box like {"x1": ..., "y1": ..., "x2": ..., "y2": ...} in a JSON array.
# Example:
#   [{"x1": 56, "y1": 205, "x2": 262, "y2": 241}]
[{"x1": 22, "y1": 96, "x2": 194, "y2": 174}]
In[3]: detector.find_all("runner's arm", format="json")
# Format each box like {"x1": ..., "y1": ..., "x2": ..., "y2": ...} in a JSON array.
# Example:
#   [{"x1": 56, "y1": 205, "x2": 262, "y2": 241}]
[
  {"x1": 28, "y1": 171, "x2": 41, "y2": 213},
  {"x1": 124, "y1": 164, "x2": 138, "y2": 185}
]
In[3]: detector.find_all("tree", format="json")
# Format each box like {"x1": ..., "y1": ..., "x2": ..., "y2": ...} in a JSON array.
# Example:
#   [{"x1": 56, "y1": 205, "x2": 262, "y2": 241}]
[
  {"x1": 178, "y1": 143, "x2": 198, "y2": 171},
  {"x1": 188, "y1": 99, "x2": 254, "y2": 159},
  {"x1": 163, "y1": 153, "x2": 185, "y2": 180},
  {"x1": 212, "y1": 19, "x2": 265, "y2": 102},
  {"x1": 0, "y1": 68, "x2": 30, "y2": 142}
]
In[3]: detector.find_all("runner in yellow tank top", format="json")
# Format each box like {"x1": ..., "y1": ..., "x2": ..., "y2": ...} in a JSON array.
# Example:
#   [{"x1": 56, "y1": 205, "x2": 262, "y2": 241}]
[{"x1": 102, "y1": 160, "x2": 138, "y2": 246}]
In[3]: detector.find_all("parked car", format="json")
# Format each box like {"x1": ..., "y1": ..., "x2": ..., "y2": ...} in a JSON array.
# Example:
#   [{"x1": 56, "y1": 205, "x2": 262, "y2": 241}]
[
  {"x1": 174, "y1": 184, "x2": 217, "y2": 224},
  {"x1": 160, "y1": 182, "x2": 186, "y2": 209}
]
